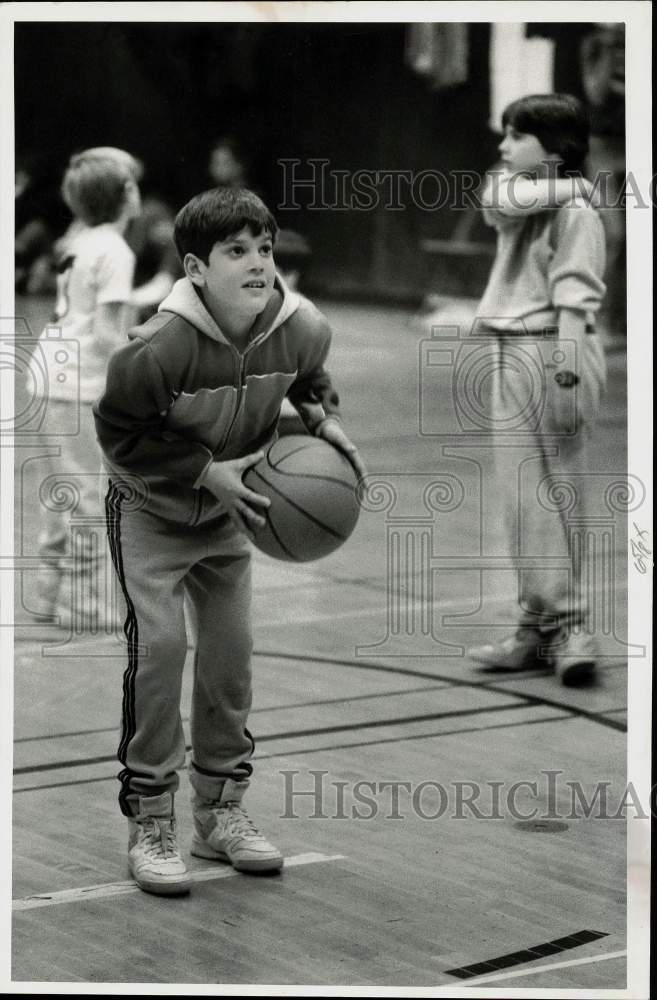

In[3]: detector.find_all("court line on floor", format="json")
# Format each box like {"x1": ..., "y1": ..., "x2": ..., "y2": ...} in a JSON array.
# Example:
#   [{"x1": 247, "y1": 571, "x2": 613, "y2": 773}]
[
  {"x1": 12, "y1": 851, "x2": 345, "y2": 912},
  {"x1": 443, "y1": 928, "x2": 608, "y2": 978},
  {"x1": 13, "y1": 642, "x2": 627, "y2": 791},
  {"x1": 256, "y1": 651, "x2": 629, "y2": 733},
  {"x1": 13, "y1": 682, "x2": 451, "y2": 745},
  {"x1": 12, "y1": 647, "x2": 627, "y2": 792},
  {"x1": 14, "y1": 710, "x2": 573, "y2": 794},
  {"x1": 13, "y1": 656, "x2": 625, "y2": 748},
  {"x1": 253, "y1": 710, "x2": 575, "y2": 759},
  {"x1": 14, "y1": 701, "x2": 528, "y2": 776},
  {"x1": 456, "y1": 948, "x2": 626, "y2": 985}
]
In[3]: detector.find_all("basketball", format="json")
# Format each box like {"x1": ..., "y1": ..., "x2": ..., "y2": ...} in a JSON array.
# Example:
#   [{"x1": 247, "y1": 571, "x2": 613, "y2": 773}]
[{"x1": 243, "y1": 435, "x2": 361, "y2": 561}]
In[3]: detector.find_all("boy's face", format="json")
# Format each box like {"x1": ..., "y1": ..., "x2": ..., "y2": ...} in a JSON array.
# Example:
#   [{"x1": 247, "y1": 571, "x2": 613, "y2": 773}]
[
  {"x1": 498, "y1": 125, "x2": 558, "y2": 177},
  {"x1": 186, "y1": 226, "x2": 276, "y2": 324}
]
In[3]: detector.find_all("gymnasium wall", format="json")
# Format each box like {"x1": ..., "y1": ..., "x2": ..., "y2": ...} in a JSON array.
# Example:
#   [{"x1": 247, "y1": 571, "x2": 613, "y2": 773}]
[{"x1": 15, "y1": 22, "x2": 522, "y2": 301}]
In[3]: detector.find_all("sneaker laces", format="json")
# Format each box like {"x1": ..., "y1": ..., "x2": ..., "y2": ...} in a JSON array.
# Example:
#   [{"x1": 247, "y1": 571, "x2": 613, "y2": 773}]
[
  {"x1": 216, "y1": 802, "x2": 261, "y2": 840},
  {"x1": 139, "y1": 816, "x2": 178, "y2": 860}
]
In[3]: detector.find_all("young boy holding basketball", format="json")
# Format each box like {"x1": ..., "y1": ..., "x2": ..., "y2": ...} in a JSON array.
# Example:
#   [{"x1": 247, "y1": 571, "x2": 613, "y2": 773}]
[
  {"x1": 467, "y1": 94, "x2": 607, "y2": 684},
  {"x1": 93, "y1": 187, "x2": 365, "y2": 895}
]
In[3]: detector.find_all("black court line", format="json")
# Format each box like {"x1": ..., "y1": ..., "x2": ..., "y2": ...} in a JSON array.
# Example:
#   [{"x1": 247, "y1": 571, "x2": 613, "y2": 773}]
[
  {"x1": 14, "y1": 682, "x2": 450, "y2": 745},
  {"x1": 13, "y1": 702, "x2": 526, "y2": 776},
  {"x1": 250, "y1": 711, "x2": 573, "y2": 761},
  {"x1": 13, "y1": 649, "x2": 626, "y2": 777},
  {"x1": 443, "y1": 929, "x2": 609, "y2": 979},
  {"x1": 14, "y1": 711, "x2": 570, "y2": 794},
  {"x1": 256, "y1": 651, "x2": 628, "y2": 733}
]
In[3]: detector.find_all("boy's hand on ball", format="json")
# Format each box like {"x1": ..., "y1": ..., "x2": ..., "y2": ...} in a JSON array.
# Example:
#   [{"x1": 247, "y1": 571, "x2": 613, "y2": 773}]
[
  {"x1": 202, "y1": 454, "x2": 270, "y2": 536},
  {"x1": 315, "y1": 420, "x2": 367, "y2": 482}
]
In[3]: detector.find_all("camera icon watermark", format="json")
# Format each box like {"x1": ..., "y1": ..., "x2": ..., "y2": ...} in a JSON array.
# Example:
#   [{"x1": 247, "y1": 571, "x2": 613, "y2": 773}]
[
  {"x1": 355, "y1": 468, "x2": 642, "y2": 660},
  {"x1": 0, "y1": 317, "x2": 80, "y2": 437},
  {"x1": 419, "y1": 321, "x2": 582, "y2": 439},
  {"x1": 12, "y1": 460, "x2": 150, "y2": 653}
]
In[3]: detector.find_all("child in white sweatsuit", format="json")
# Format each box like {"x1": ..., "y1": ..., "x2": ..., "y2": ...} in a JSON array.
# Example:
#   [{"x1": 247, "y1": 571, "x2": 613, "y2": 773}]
[{"x1": 467, "y1": 93, "x2": 607, "y2": 686}]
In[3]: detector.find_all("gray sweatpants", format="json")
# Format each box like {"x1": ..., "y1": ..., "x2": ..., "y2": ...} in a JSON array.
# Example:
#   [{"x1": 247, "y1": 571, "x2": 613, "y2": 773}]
[
  {"x1": 105, "y1": 480, "x2": 254, "y2": 817},
  {"x1": 489, "y1": 332, "x2": 607, "y2": 631}
]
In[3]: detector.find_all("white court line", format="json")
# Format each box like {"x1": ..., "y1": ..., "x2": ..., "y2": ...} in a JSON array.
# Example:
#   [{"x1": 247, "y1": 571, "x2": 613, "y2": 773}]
[
  {"x1": 12, "y1": 851, "x2": 345, "y2": 912},
  {"x1": 459, "y1": 948, "x2": 627, "y2": 985}
]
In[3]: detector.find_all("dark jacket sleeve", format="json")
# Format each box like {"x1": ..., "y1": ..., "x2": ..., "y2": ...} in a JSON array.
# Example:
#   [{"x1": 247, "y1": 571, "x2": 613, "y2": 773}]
[
  {"x1": 285, "y1": 300, "x2": 342, "y2": 432},
  {"x1": 93, "y1": 335, "x2": 213, "y2": 488}
]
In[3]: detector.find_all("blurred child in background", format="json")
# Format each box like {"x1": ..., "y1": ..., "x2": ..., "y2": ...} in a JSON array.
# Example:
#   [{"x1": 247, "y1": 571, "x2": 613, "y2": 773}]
[
  {"x1": 467, "y1": 94, "x2": 607, "y2": 685},
  {"x1": 30, "y1": 147, "x2": 140, "y2": 628},
  {"x1": 208, "y1": 136, "x2": 250, "y2": 189}
]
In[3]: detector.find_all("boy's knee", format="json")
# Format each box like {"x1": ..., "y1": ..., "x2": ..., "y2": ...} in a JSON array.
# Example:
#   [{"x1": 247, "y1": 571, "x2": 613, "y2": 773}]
[{"x1": 141, "y1": 629, "x2": 188, "y2": 668}]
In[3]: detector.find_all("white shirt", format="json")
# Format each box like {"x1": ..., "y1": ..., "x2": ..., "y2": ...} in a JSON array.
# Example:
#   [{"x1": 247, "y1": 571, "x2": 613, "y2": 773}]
[{"x1": 31, "y1": 223, "x2": 135, "y2": 403}]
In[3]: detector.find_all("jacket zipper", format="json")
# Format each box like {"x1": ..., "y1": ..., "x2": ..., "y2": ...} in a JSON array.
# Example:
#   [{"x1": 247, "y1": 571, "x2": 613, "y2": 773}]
[
  {"x1": 216, "y1": 327, "x2": 274, "y2": 454},
  {"x1": 193, "y1": 348, "x2": 246, "y2": 524},
  {"x1": 216, "y1": 347, "x2": 246, "y2": 454}
]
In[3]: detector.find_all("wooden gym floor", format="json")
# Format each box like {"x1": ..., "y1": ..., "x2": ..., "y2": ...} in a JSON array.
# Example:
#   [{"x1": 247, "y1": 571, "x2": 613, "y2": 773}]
[{"x1": 11, "y1": 296, "x2": 634, "y2": 990}]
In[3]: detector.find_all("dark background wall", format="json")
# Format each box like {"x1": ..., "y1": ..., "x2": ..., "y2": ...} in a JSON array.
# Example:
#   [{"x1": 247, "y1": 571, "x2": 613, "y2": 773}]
[{"x1": 15, "y1": 21, "x2": 591, "y2": 302}]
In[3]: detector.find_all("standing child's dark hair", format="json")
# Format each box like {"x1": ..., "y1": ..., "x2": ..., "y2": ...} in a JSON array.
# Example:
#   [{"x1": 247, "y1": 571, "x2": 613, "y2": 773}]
[{"x1": 502, "y1": 93, "x2": 590, "y2": 175}]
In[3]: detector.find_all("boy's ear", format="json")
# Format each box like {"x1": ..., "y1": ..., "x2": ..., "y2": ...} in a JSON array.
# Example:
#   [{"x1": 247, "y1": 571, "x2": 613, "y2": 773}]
[{"x1": 184, "y1": 253, "x2": 206, "y2": 286}]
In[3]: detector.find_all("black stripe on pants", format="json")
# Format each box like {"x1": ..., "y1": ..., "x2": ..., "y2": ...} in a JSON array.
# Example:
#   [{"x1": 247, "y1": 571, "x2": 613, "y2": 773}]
[{"x1": 105, "y1": 480, "x2": 142, "y2": 816}]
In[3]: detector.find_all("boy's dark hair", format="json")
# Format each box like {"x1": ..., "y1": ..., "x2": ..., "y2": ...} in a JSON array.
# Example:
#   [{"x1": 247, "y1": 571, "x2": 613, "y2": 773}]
[
  {"x1": 502, "y1": 93, "x2": 590, "y2": 174},
  {"x1": 62, "y1": 148, "x2": 139, "y2": 226},
  {"x1": 174, "y1": 187, "x2": 278, "y2": 263}
]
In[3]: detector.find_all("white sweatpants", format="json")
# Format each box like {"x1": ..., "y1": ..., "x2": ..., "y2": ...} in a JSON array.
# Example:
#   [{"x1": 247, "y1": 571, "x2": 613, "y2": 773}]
[{"x1": 489, "y1": 332, "x2": 607, "y2": 630}]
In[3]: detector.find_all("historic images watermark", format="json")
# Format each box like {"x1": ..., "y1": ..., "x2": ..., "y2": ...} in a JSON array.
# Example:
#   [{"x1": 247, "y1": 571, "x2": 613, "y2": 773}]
[
  {"x1": 279, "y1": 769, "x2": 651, "y2": 822},
  {"x1": 276, "y1": 160, "x2": 654, "y2": 213}
]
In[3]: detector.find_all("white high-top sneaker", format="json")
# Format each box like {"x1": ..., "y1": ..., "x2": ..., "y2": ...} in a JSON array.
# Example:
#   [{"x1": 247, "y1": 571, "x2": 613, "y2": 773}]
[
  {"x1": 128, "y1": 792, "x2": 191, "y2": 896},
  {"x1": 191, "y1": 779, "x2": 283, "y2": 873}
]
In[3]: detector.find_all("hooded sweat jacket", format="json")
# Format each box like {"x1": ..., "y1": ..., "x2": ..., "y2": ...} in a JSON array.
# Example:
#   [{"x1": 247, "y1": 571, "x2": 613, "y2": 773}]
[{"x1": 93, "y1": 276, "x2": 341, "y2": 525}]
